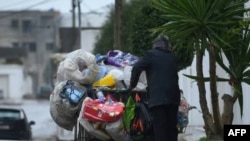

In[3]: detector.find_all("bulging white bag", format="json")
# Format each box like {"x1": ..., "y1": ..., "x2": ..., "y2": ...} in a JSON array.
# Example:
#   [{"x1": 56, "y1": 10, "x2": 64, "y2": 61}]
[
  {"x1": 56, "y1": 51, "x2": 99, "y2": 85},
  {"x1": 105, "y1": 118, "x2": 132, "y2": 141},
  {"x1": 123, "y1": 66, "x2": 147, "y2": 90},
  {"x1": 50, "y1": 81, "x2": 84, "y2": 131}
]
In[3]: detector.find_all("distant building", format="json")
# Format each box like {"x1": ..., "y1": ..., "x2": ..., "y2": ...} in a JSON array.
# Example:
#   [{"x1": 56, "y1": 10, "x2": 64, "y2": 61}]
[
  {"x1": 0, "y1": 10, "x2": 108, "y2": 100},
  {"x1": 0, "y1": 10, "x2": 61, "y2": 99},
  {"x1": 60, "y1": 13, "x2": 107, "y2": 53}
]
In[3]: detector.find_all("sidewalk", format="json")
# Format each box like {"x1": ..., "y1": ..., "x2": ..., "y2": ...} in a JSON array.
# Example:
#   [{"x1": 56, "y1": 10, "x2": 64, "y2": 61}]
[{"x1": 178, "y1": 126, "x2": 206, "y2": 141}]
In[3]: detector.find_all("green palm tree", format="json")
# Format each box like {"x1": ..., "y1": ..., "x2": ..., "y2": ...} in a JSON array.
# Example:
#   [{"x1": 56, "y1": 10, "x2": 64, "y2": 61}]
[
  {"x1": 216, "y1": 21, "x2": 250, "y2": 122},
  {"x1": 151, "y1": 0, "x2": 250, "y2": 139}
]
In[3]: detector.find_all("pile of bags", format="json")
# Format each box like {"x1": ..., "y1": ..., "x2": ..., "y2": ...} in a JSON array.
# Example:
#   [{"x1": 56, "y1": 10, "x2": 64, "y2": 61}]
[
  {"x1": 49, "y1": 49, "x2": 144, "y2": 141},
  {"x1": 49, "y1": 49, "x2": 192, "y2": 141}
]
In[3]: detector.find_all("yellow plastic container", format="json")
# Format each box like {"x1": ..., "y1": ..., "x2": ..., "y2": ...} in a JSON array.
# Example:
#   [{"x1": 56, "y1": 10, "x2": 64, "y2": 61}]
[{"x1": 93, "y1": 74, "x2": 116, "y2": 88}]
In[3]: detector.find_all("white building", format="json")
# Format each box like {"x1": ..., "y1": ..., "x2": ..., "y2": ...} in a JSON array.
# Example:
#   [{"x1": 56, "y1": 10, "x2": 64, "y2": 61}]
[
  {"x1": 0, "y1": 65, "x2": 29, "y2": 102},
  {"x1": 60, "y1": 13, "x2": 108, "y2": 53},
  {"x1": 179, "y1": 51, "x2": 250, "y2": 126}
]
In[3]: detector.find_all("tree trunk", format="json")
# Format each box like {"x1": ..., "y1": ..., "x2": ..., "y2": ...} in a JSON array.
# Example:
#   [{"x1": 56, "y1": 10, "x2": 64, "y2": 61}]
[
  {"x1": 207, "y1": 44, "x2": 223, "y2": 140},
  {"x1": 221, "y1": 94, "x2": 234, "y2": 125},
  {"x1": 221, "y1": 82, "x2": 243, "y2": 125},
  {"x1": 114, "y1": 0, "x2": 122, "y2": 50},
  {"x1": 196, "y1": 49, "x2": 216, "y2": 138}
]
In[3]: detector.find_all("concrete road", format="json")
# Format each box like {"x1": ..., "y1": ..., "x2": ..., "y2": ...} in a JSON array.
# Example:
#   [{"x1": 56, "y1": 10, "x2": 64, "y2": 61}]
[
  {"x1": 0, "y1": 99, "x2": 58, "y2": 141},
  {"x1": 1, "y1": 99, "x2": 206, "y2": 141}
]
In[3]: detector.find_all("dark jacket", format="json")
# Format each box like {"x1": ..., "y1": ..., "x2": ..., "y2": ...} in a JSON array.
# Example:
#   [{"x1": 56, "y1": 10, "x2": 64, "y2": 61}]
[{"x1": 130, "y1": 48, "x2": 180, "y2": 108}]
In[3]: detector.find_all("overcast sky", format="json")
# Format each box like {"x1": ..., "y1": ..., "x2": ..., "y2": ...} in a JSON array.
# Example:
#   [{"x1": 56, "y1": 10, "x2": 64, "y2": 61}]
[{"x1": 0, "y1": 0, "x2": 114, "y2": 14}]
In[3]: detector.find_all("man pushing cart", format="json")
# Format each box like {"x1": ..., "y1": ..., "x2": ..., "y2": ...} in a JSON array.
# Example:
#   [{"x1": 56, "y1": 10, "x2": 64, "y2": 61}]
[{"x1": 49, "y1": 49, "x2": 192, "y2": 141}]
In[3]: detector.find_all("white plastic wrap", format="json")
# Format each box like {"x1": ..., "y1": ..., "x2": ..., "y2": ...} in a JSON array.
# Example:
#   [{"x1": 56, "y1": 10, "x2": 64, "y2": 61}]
[
  {"x1": 56, "y1": 49, "x2": 99, "y2": 85},
  {"x1": 123, "y1": 66, "x2": 147, "y2": 90},
  {"x1": 105, "y1": 118, "x2": 132, "y2": 141},
  {"x1": 50, "y1": 81, "x2": 84, "y2": 131}
]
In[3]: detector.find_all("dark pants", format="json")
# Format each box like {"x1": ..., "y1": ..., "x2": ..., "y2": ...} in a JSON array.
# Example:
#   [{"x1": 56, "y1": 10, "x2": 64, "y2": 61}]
[{"x1": 150, "y1": 104, "x2": 179, "y2": 141}]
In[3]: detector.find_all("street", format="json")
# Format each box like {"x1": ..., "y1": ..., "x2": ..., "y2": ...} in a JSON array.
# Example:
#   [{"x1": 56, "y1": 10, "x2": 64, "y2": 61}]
[
  {"x1": 1, "y1": 99, "x2": 58, "y2": 141},
  {"x1": 1, "y1": 99, "x2": 206, "y2": 141}
]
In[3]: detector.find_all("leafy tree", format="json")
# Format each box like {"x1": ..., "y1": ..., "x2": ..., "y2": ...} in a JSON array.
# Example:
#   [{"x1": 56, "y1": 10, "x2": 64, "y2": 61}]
[
  {"x1": 93, "y1": 0, "x2": 146, "y2": 54},
  {"x1": 129, "y1": 1, "x2": 193, "y2": 70},
  {"x1": 93, "y1": 9, "x2": 115, "y2": 54},
  {"x1": 216, "y1": 21, "x2": 250, "y2": 123},
  {"x1": 151, "y1": 0, "x2": 250, "y2": 140},
  {"x1": 94, "y1": 0, "x2": 193, "y2": 70}
]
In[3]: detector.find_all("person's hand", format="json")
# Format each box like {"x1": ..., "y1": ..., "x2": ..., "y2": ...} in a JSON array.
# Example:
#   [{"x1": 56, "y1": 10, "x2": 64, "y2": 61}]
[{"x1": 127, "y1": 85, "x2": 134, "y2": 96}]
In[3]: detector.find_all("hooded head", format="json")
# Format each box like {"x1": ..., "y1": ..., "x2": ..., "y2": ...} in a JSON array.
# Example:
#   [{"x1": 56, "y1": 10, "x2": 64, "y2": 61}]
[{"x1": 152, "y1": 35, "x2": 171, "y2": 51}]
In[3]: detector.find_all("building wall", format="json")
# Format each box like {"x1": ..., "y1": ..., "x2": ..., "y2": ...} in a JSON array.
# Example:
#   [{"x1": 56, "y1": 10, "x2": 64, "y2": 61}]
[
  {"x1": 0, "y1": 65, "x2": 24, "y2": 100},
  {"x1": 81, "y1": 29, "x2": 101, "y2": 53},
  {"x1": 60, "y1": 13, "x2": 106, "y2": 53},
  {"x1": 0, "y1": 11, "x2": 61, "y2": 96},
  {"x1": 179, "y1": 51, "x2": 250, "y2": 126}
]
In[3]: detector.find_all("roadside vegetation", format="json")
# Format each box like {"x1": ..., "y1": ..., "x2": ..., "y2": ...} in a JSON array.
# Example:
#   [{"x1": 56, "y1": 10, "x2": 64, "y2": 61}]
[{"x1": 94, "y1": 0, "x2": 250, "y2": 140}]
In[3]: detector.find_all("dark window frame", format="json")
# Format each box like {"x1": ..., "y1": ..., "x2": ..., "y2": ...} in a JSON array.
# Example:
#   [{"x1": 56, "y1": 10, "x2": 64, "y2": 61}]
[
  {"x1": 11, "y1": 19, "x2": 19, "y2": 29},
  {"x1": 46, "y1": 42, "x2": 54, "y2": 51},
  {"x1": 22, "y1": 20, "x2": 33, "y2": 33},
  {"x1": 12, "y1": 42, "x2": 19, "y2": 48},
  {"x1": 22, "y1": 42, "x2": 36, "y2": 52}
]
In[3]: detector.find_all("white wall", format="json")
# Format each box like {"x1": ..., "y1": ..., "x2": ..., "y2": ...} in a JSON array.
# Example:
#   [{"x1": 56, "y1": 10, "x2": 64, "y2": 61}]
[
  {"x1": 179, "y1": 51, "x2": 250, "y2": 126},
  {"x1": 60, "y1": 13, "x2": 107, "y2": 28},
  {"x1": 0, "y1": 65, "x2": 24, "y2": 100},
  {"x1": 60, "y1": 13, "x2": 107, "y2": 53},
  {"x1": 233, "y1": 82, "x2": 250, "y2": 124},
  {"x1": 81, "y1": 29, "x2": 101, "y2": 53},
  {"x1": 22, "y1": 75, "x2": 33, "y2": 95}
]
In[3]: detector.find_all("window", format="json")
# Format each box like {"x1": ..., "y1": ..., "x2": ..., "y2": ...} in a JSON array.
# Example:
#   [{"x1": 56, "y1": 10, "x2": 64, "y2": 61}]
[
  {"x1": 22, "y1": 42, "x2": 36, "y2": 52},
  {"x1": 46, "y1": 43, "x2": 54, "y2": 51},
  {"x1": 11, "y1": 19, "x2": 19, "y2": 29},
  {"x1": 0, "y1": 110, "x2": 21, "y2": 120},
  {"x1": 12, "y1": 42, "x2": 19, "y2": 48},
  {"x1": 41, "y1": 15, "x2": 53, "y2": 26},
  {"x1": 29, "y1": 43, "x2": 36, "y2": 52},
  {"x1": 22, "y1": 20, "x2": 32, "y2": 33}
]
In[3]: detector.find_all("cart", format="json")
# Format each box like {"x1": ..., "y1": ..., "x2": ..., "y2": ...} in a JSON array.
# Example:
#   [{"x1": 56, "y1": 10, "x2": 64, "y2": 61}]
[
  {"x1": 76, "y1": 88, "x2": 152, "y2": 141},
  {"x1": 75, "y1": 88, "x2": 189, "y2": 141}
]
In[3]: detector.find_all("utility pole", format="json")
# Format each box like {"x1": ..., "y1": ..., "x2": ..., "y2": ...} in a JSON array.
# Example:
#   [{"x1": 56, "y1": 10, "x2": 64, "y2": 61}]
[
  {"x1": 72, "y1": 0, "x2": 76, "y2": 28},
  {"x1": 77, "y1": 0, "x2": 82, "y2": 48},
  {"x1": 114, "y1": 0, "x2": 122, "y2": 50},
  {"x1": 71, "y1": 0, "x2": 76, "y2": 51}
]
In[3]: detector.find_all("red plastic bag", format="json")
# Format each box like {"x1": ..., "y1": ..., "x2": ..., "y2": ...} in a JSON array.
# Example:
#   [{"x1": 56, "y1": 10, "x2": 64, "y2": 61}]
[{"x1": 82, "y1": 95, "x2": 125, "y2": 122}]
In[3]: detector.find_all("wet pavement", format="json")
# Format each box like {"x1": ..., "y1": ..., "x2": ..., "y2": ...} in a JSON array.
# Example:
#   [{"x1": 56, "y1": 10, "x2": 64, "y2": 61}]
[
  {"x1": 0, "y1": 99, "x2": 207, "y2": 141},
  {"x1": 178, "y1": 126, "x2": 206, "y2": 141}
]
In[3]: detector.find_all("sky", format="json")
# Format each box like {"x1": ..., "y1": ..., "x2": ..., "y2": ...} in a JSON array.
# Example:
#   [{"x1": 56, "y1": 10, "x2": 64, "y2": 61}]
[{"x1": 0, "y1": 0, "x2": 115, "y2": 14}]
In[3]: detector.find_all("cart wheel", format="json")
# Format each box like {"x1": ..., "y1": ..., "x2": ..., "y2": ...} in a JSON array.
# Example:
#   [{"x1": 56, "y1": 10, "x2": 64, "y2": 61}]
[
  {"x1": 77, "y1": 123, "x2": 98, "y2": 141},
  {"x1": 77, "y1": 124, "x2": 83, "y2": 141},
  {"x1": 178, "y1": 126, "x2": 187, "y2": 133},
  {"x1": 77, "y1": 123, "x2": 92, "y2": 141}
]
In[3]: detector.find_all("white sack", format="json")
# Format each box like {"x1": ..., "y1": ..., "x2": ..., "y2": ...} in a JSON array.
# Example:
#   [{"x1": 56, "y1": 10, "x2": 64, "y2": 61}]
[
  {"x1": 105, "y1": 118, "x2": 132, "y2": 141},
  {"x1": 123, "y1": 66, "x2": 147, "y2": 90},
  {"x1": 56, "y1": 50, "x2": 99, "y2": 85},
  {"x1": 50, "y1": 81, "x2": 84, "y2": 131}
]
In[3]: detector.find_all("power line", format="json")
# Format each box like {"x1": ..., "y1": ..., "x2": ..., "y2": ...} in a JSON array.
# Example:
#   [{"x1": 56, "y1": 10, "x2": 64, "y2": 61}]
[
  {"x1": 0, "y1": 0, "x2": 28, "y2": 10},
  {"x1": 0, "y1": 0, "x2": 51, "y2": 20},
  {"x1": 0, "y1": 24, "x2": 56, "y2": 29},
  {"x1": 82, "y1": 0, "x2": 91, "y2": 12},
  {"x1": 81, "y1": 0, "x2": 112, "y2": 15}
]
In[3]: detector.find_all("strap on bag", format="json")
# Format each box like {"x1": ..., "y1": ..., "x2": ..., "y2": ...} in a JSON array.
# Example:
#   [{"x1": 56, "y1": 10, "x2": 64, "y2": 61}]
[{"x1": 59, "y1": 80, "x2": 85, "y2": 105}]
